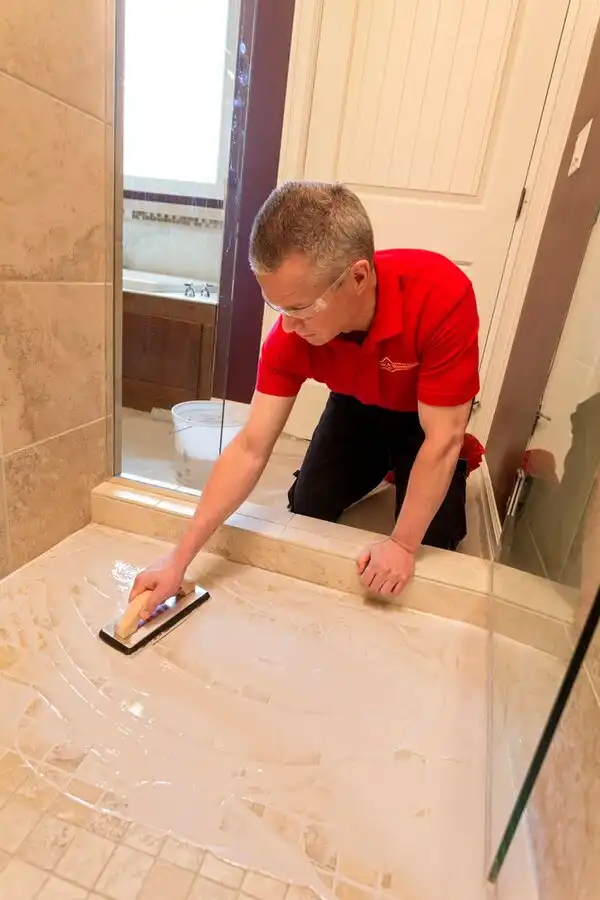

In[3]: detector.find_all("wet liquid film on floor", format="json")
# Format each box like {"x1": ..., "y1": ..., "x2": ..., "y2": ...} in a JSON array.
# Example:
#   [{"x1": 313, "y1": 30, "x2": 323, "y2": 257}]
[{"x1": 0, "y1": 526, "x2": 487, "y2": 900}]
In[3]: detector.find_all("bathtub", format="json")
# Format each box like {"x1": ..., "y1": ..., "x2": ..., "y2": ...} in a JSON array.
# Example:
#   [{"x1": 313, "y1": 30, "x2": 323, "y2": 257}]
[{"x1": 123, "y1": 268, "x2": 219, "y2": 303}]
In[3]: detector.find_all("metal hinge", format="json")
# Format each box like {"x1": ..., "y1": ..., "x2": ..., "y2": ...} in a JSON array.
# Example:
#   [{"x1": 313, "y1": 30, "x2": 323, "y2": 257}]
[
  {"x1": 506, "y1": 467, "x2": 528, "y2": 518},
  {"x1": 515, "y1": 186, "x2": 527, "y2": 221},
  {"x1": 533, "y1": 406, "x2": 551, "y2": 430}
]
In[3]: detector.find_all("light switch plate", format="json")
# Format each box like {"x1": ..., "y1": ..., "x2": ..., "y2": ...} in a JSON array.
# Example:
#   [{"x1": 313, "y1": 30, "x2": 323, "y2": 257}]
[{"x1": 568, "y1": 118, "x2": 593, "y2": 177}]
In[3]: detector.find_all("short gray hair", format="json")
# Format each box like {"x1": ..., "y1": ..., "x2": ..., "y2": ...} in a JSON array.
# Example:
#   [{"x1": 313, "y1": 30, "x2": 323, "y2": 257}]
[{"x1": 249, "y1": 181, "x2": 375, "y2": 280}]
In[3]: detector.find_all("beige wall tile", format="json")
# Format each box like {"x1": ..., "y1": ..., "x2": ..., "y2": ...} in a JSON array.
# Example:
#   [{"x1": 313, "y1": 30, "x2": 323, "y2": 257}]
[
  {"x1": 0, "y1": 0, "x2": 113, "y2": 578},
  {"x1": 528, "y1": 668, "x2": 600, "y2": 900},
  {"x1": 4, "y1": 420, "x2": 107, "y2": 569},
  {"x1": 0, "y1": 2, "x2": 106, "y2": 119},
  {"x1": 0, "y1": 73, "x2": 105, "y2": 282},
  {"x1": 0, "y1": 283, "x2": 106, "y2": 453}
]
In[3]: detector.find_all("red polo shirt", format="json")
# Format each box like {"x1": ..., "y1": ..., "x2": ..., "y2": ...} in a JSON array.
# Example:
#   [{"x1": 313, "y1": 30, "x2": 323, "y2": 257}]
[{"x1": 256, "y1": 249, "x2": 480, "y2": 411}]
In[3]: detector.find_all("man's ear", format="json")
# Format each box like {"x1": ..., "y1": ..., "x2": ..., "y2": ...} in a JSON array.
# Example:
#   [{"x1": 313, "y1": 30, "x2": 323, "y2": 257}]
[{"x1": 353, "y1": 259, "x2": 372, "y2": 292}]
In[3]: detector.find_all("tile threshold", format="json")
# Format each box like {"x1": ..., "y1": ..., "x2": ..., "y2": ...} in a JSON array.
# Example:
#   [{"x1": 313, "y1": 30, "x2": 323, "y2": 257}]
[
  {"x1": 90, "y1": 479, "x2": 575, "y2": 656},
  {"x1": 93, "y1": 478, "x2": 490, "y2": 629}
]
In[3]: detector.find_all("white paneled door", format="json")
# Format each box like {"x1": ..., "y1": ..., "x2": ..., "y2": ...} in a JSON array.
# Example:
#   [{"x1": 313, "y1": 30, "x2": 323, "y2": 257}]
[{"x1": 281, "y1": 0, "x2": 571, "y2": 439}]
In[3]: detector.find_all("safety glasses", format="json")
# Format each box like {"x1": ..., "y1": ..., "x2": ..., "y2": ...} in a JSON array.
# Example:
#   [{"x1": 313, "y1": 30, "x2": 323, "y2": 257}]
[{"x1": 262, "y1": 264, "x2": 352, "y2": 320}]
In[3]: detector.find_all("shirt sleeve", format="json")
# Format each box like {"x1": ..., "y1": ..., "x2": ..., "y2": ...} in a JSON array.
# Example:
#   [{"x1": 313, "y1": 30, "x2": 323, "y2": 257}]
[
  {"x1": 255, "y1": 319, "x2": 309, "y2": 397},
  {"x1": 417, "y1": 282, "x2": 480, "y2": 407}
]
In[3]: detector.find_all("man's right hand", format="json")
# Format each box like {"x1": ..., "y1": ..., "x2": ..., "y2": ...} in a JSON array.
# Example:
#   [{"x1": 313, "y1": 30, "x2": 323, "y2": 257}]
[
  {"x1": 129, "y1": 552, "x2": 186, "y2": 620},
  {"x1": 127, "y1": 392, "x2": 295, "y2": 621}
]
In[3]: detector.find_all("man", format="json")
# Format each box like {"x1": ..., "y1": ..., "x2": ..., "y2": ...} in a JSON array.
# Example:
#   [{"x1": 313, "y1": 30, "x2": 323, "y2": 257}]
[{"x1": 131, "y1": 182, "x2": 479, "y2": 616}]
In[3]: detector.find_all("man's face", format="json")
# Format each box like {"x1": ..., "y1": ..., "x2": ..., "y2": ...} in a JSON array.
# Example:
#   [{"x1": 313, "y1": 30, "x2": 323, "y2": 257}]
[{"x1": 256, "y1": 254, "x2": 370, "y2": 346}]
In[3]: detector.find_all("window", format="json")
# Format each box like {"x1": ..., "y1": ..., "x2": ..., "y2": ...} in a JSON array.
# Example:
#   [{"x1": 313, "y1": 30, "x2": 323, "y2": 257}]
[{"x1": 123, "y1": 0, "x2": 236, "y2": 200}]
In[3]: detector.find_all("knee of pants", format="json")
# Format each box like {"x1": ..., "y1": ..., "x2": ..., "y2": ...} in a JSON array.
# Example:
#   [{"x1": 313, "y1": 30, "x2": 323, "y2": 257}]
[
  {"x1": 423, "y1": 474, "x2": 467, "y2": 550},
  {"x1": 424, "y1": 520, "x2": 467, "y2": 551},
  {"x1": 287, "y1": 476, "x2": 341, "y2": 522},
  {"x1": 424, "y1": 502, "x2": 467, "y2": 550}
]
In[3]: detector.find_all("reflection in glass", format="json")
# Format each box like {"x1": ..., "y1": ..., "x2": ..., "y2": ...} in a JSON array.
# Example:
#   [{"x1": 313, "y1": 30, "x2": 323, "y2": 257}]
[
  {"x1": 117, "y1": 0, "x2": 243, "y2": 491},
  {"x1": 490, "y1": 583, "x2": 600, "y2": 882},
  {"x1": 488, "y1": 223, "x2": 600, "y2": 885}
]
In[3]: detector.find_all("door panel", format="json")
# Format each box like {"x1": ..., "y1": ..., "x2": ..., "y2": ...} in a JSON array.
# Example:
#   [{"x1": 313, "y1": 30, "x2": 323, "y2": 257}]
[{"x1": 303, "y1": 0, "x2": 570, "y2": 350}]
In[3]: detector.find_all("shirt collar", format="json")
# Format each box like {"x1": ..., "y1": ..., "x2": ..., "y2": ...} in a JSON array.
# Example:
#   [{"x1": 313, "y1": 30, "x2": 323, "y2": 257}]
[{"x1": 363, "y1": 251, "x2": 404, "y2": 349}]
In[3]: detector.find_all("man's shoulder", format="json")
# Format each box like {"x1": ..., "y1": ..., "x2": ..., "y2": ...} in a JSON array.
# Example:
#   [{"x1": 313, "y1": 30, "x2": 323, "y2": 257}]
[{"x1": 376, "y1": 248, "x2": 472, "y2": 294}]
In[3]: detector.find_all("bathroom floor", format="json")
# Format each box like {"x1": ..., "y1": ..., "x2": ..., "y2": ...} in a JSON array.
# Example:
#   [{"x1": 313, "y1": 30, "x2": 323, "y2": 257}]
[
  {"x1": 121, "y1": 408, "x2": 489, "y2": 559},
  {"x1": 0, "y1": 525, "x2": 488, "y2": 900}
]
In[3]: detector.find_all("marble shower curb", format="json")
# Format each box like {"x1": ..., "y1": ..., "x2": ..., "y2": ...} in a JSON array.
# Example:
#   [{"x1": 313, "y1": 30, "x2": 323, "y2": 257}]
[{"x1": 91, "y1": 478, "x2": 572, "y2": 654}]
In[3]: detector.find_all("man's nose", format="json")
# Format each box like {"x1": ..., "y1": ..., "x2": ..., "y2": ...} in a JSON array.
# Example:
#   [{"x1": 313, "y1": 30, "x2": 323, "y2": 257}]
[{"x1": 281, "y1": 316, "x2": 298, "y2": 333}]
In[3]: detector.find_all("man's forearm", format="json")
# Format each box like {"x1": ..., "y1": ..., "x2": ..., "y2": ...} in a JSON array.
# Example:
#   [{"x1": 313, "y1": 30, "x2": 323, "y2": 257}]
[
  {"x1": 392, "y1": 437, "x2": 462, "y2": 553},
  {"x1": 173, "y1": 436, "x2": 268, "y2": 570}
]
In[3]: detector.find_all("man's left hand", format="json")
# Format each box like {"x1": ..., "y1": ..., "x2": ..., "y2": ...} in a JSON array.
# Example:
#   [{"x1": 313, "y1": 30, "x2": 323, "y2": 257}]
[{"x1": 357, "y1": 538, "x2": 415, "y2": 597}]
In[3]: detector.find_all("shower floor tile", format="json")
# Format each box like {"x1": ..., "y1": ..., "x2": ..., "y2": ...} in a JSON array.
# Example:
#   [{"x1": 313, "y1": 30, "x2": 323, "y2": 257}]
[{"x1": 0, "y1": 525, "x2": 488, "y2": 900}]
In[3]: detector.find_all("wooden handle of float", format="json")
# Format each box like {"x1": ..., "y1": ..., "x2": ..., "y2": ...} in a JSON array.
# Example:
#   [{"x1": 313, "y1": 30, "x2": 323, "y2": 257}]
[{"x1": 116, "y1": 590, "x2": 152, "y2": 639}]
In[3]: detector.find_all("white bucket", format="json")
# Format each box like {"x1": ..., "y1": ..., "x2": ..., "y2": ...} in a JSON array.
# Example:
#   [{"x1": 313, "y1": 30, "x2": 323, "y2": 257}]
[{"x1": 171, "y1": 401, "x2": 244, "y2": 489}]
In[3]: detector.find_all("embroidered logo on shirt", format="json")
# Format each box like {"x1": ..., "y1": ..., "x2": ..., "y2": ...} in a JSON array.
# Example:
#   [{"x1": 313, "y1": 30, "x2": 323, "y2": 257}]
[{"x1": 380, "y1": 357, "x2": 418, "y2": 373}]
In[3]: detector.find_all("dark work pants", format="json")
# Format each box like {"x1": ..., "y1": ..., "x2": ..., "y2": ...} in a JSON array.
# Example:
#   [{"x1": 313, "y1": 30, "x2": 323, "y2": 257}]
[{"x1": 288, "y1": 393, "x2": 467, "y2": 551}]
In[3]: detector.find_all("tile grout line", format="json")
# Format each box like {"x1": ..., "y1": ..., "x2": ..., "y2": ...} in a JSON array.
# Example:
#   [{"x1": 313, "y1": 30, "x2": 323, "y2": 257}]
[
  {"x1": 3, "y1": 417, "x2": 108, "y2": 461},
  {"x1": 0, "y1": 68, "x2": 108, "y2": 126}
]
